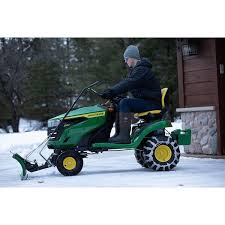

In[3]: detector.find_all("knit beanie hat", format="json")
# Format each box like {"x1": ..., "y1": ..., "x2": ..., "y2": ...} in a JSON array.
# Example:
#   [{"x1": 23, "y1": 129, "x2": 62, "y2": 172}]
[{"x1": 123, "y1": 45, "x2": 141, "y2": 60}]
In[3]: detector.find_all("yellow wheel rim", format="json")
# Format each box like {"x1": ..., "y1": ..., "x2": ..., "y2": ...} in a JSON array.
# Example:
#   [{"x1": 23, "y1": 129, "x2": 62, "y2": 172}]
[
  {"x1": 154, "y1": 145, "x2": 172, "y2": 162},
  {"x1": 63, "y1": 157, "x2": 77, "y2": 170}
]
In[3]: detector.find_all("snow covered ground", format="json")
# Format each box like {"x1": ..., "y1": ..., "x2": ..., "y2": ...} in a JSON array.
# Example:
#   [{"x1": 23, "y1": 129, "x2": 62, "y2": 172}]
[{"x1": 0, "y1": 121, "x2": 225, "y2": 187}]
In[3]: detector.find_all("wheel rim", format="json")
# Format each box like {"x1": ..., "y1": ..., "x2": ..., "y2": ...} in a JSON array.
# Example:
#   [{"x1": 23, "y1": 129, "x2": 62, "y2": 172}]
[
  {"x1": 63, "y1": 157, "x2": 77, "y2": 170},
  {"x1": 154, "y1": 145, "x2": 172, "y2": 162}
]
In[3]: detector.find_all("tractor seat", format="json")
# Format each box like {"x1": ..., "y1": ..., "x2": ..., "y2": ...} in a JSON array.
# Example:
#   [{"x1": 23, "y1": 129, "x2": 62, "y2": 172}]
[{"x1": 134, "y1": 88, "x2": 168, "y2": 118}]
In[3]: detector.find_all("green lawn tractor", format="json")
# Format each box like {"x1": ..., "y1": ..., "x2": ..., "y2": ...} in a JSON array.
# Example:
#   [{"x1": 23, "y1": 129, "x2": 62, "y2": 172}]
[{"x1": 12, "y1": 81, "x2": 191, "y2": 180}]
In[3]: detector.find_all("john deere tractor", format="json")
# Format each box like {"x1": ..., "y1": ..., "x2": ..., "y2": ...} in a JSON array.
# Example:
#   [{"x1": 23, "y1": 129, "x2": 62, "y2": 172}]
[{"x1": 13, "y1": 81, "x2": 191, "y2": 179}]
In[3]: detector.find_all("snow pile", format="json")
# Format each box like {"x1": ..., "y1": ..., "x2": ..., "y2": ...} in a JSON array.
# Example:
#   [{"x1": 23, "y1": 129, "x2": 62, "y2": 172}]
[
  {"x1": 0, "y1": 131, "x2": 47, "y2": 156},
  {"x1": 166, "y1": 119, "x2": 184, "y2": 153},
  {"x1": 0, "y1": 118, "x2": 43, "y2": 133},
  {"x1": 19, "y1": 118, "x2": 43, "y2": 132},
  {"x1": 167, "y1": 119, "x2": 182, "y2": 132}
]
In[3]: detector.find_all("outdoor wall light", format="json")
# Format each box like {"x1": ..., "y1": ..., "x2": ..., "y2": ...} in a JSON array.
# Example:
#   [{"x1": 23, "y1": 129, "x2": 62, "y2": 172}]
[
  {"x1": 182, "y1": 42, "x2": 199, "y2": 56},
  {"x1": 179, "y1": 38, "x2": 200, "y2": 56}
]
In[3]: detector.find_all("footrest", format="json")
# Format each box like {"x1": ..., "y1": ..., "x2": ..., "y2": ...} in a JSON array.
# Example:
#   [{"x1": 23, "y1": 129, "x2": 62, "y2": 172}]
[
  {"x1": 92, "y1": 142, "x2": 135, "y2": 149},
  {"x1": 92, "y1": 120, "x2": 172, "y2": 149}
]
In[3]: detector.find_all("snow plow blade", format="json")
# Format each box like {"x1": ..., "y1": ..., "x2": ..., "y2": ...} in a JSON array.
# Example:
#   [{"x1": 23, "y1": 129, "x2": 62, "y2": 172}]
[
  {"x1": 12, "y1": 153, "x2": 28, "y2": 180},
  {"x1": 12, "y1": 153, "x2": 52, "y2": 180}
]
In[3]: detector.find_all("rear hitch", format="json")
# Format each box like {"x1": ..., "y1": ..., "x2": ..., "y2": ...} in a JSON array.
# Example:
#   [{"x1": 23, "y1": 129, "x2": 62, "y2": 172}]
[{"x1": 12, "y1": 153, "x2": 52, "y2": 180}]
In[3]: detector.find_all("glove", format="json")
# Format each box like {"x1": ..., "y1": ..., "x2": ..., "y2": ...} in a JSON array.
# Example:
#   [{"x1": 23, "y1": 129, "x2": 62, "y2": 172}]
[{"x1": 101, "y1": 89, "x2": 114, "y2": 99}]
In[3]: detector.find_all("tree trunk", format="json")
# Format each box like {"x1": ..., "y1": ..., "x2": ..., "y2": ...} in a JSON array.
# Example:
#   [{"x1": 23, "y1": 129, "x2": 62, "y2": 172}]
[
  {"x1": 10, "y1": 102, "x2": 20, "y2": 133},
  {"x1": 11, "y1": 115, "x2": 19, "y2": 132}
]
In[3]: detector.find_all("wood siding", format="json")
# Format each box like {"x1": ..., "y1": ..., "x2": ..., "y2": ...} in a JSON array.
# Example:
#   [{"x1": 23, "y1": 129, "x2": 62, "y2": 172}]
[
  {"x1": 176, "y1": 40, "x2": 184, "y2": 107},
  {"x1": 177, "y1": 39, "x2": 218, "y2": 107},
  {"x1": 177, "y1": 38, "x2": 225, "y2": 155}
]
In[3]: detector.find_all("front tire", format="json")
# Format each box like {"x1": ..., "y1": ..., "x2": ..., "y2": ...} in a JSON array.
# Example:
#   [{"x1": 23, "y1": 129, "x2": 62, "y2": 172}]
[
  {"x1": 56, "y1": 151, "x2": 83, "y2": 176},
  {"x1": 142, "y1": 136, "x2": 180, "y2": 171}
]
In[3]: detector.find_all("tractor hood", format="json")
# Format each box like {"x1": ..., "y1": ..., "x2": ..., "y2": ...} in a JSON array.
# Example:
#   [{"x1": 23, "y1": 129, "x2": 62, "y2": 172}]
[{"x1": 50, "y1": 104, "x2": 106, "y2": 121}]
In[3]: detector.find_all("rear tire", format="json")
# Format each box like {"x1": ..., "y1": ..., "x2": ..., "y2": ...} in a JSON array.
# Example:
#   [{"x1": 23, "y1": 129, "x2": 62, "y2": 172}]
[
  {"x1": 142, "y1": 136, "x2": 180, "y2": 171},
  {"x1": 56, "y1": 151, "x2": 83, "y2": 176},
  {"x1": 134, "y1": 148, "x2": 148, "y2": 168}
]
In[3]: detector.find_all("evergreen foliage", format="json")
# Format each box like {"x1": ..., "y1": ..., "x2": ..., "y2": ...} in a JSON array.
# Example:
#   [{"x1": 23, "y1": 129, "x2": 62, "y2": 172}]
[{"x1": 0, "y1": 38, "x2": 178, "y2": 132}]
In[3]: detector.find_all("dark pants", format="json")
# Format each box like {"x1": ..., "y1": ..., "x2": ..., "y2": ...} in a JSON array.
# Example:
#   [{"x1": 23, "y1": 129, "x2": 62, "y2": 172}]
[{"x1": 118, "y1": 97, "x2": 161, "y2": 113}]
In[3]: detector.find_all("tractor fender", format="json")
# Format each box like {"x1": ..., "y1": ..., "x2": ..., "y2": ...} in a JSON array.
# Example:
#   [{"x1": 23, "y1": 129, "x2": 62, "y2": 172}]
[{"x1": 131, "y1": 120, "x2": 172, "y2": 148}]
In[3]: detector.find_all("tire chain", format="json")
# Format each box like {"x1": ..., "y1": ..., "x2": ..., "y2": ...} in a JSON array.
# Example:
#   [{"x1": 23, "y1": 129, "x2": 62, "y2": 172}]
[{"x1": 142, "y1": 136, "x2": 180, "y2": 171}]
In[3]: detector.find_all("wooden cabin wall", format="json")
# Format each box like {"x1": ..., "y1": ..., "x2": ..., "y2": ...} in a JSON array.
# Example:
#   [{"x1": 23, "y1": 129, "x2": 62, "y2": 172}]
[
  {"x1": 215, "y1": 40, "x2": 225, "y2": 155},
  {"x1": 177, "y1": 38, "x2": 224, "y2": 155},
  {"x1": 177, "y1": 39, "x2": 218, "y2": 107}
]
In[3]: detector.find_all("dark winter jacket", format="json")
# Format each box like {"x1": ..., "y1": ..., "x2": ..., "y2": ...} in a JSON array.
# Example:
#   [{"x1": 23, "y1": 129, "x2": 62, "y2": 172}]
[{"x1": 109, "y1": 58, "x2": 162, "y2": 104}]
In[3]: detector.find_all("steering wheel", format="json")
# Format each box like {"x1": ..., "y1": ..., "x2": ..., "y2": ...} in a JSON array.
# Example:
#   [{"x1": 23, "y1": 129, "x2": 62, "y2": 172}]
[{"x1": 88, "y1": 87, "x2": 125, "y2": 105}]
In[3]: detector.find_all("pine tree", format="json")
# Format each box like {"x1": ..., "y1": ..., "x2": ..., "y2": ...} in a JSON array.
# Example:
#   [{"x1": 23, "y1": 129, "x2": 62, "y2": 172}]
[
  {"x1": 23, "y1": 58, "x2": 66, "y2": 123},
  {"x1": 0, "y1": 38, "x2": 178, "y2": 132},
  {"x1": 0, "y1": 38, "x2": 34, "y2": 132}
]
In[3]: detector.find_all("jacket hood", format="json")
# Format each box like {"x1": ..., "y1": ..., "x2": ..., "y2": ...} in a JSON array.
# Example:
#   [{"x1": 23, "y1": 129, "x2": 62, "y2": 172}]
[{"x1": 135, "y1": 57, "x2": 152, "y2": 68}]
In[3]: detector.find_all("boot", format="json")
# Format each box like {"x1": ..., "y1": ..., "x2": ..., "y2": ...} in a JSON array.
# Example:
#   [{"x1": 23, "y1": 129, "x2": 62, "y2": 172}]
[
  {"x1": 108, "y1": 112, "x2": 132, "y2": 144},
  {"x1": 111, "y1": 112, "x2": 120, "y2": 138}
]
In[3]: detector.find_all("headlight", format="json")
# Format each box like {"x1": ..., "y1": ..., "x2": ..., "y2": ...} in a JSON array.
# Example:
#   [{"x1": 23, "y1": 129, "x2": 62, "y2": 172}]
[{"x1": 48, "y1": 119, "x2": 61, "y2": 128}]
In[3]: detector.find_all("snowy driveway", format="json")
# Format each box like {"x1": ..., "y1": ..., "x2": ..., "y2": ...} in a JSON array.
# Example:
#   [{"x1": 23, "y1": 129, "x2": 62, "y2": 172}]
[
  {"x1": 0, "y1": 130, "x2": 225, "y2": 187},
  {"x1": 1, "y1": 149, "x2": 225, "y2": 187}
]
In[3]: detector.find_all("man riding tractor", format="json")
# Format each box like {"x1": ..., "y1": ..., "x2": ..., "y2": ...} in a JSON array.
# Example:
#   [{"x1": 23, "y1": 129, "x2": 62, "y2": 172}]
[{"x1": 101, "y1": 45, "x2": 162, "y2": 144}]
